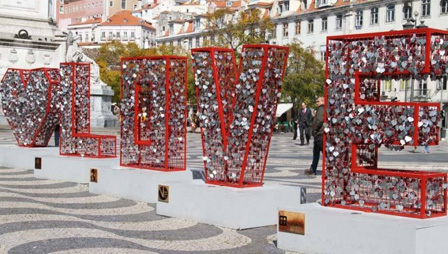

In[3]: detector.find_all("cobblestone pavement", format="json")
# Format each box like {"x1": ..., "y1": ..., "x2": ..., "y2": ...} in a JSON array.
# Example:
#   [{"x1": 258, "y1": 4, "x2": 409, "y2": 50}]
[{"x1": 0, "y1": 126, "x2": 447, "y2": 253}]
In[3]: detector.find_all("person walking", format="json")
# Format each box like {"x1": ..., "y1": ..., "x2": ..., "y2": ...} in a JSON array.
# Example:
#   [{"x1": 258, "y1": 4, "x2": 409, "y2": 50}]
[
  {"x1": 297, "y1": 102, "x2": 312, "y2": 145},
  {"x1": 292, "y1": 106, "x2": 298, "y2": 140},
  {"x1": 306, "y1": 97, "x2": 324, "y2": 175}
]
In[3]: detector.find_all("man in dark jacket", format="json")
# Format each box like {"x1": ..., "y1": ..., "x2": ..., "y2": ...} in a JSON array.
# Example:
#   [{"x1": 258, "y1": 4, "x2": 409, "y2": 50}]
[
  {"x1": 306, "y1": 97, "x2": 324, "y2": 175},
  {"x1": 297, "y1": 102, "x2": 312, "y2": 145}
]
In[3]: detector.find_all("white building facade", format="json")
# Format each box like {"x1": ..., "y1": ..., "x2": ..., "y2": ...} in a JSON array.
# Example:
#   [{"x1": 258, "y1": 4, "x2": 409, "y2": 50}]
[
  {"x1": 272, "y1": 0, "x2": 448, "y2": 139},
  {"x1": 68, "y1": 10, "x2": 157, "y2": 49}
]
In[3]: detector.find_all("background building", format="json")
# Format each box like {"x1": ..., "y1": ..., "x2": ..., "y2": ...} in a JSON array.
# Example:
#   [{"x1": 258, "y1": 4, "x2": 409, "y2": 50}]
[
  {"x1": 68, "y1": 10, "x2": 157, "y2": 48},
  {"x1": 271, "y1": 0, "x2": 448, "y2": 140}
]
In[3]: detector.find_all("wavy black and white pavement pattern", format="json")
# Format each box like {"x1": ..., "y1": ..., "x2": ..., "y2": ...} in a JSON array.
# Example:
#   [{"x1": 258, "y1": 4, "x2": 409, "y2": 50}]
[
  {"x1": 0, "y1": 166, "x2": 297, "y2": 254},
  {"x1": 0, "y1": 126, "x2": 446, "y2": 253}
]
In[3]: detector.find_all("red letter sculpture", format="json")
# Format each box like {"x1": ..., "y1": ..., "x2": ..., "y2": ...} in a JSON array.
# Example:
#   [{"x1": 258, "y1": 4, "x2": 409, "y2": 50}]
[
  {"x1": 192, "y1": 45, "x2": 288, "y2": 187},
  {"x1": 1, "y1": 68, "x2": 60, "y2": 147},
  {"x1": 324, "y1": 28, "x2": 447, "y2": 218},
  {"x1": 59, "y1": 63, "x2": 117, "y2": 158},
  {"x1": 120, "y1": 56, "x2": 188, "y2": 171}
]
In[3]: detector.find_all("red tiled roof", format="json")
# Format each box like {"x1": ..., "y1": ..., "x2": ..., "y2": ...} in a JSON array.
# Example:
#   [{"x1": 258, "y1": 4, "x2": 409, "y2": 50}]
[
  {"x1": 256, "y1": 2, "x2": 273, "y2": 7},
  {"x1": 78, "y1": 42, "x2": 97, "y2": 46},
  {"x1": 100, "y1": 10, "x2": 156, "y2": 30},
  {"x1": 170, "y1": 19, "x2": 186, "y2": 23},
  {"x1": 69, "y1": 18, "x2": 101, "y2": 26},
  {"x1": 213, "y1": 0, "x2": 241, "y2": 8},
  {"x1": 185, "y1": 21, "x2": 194, "y2": 33},
  {"x1": 142, "y1": 3, "x2": 159, "y2": 9}
]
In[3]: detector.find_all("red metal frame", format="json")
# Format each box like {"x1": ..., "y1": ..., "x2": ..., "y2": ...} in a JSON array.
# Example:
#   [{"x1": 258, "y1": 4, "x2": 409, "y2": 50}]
[
  {"x1": 191, "y1": 45, "x2": 289, "y2": 188},
  {"x1": 1, "y1": 68, "x2": 60, "y2": 147},
  {"x1": 120, "y1": 56, "x2": 188, "y2": 171},
  {"x1": 59, "y1": 63, "x2": 117, "y2": 158},
  {"x1": 323, "y1": 28, "x2": 448, "y2": 219}
]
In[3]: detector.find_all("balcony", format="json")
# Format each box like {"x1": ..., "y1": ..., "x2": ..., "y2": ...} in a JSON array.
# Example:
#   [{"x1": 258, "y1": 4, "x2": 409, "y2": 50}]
[{"x1": 413, "y1": 89, "x2": 431, "y2": 102}]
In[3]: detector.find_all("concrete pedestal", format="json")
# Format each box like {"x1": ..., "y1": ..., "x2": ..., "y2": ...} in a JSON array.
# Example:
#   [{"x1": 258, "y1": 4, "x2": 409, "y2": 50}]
[
  {"x1": 89, "y1": 167, "x2": 193, "y2": 203},
  {"x1": 34, "y1": 155, "x2": 118, "y2": 184},
  {"x1": 278, "y1": 203, "x2": 448, "y2": 254},
  {"x1": 0, "y1": 145, "x2": 58, "y2": 169},
  {"x1": 156, "y1": 181, "x2": 302, "y2": 229},
  {"x1": 90, "y1": 85, "x2": 118, "y2": 128}
]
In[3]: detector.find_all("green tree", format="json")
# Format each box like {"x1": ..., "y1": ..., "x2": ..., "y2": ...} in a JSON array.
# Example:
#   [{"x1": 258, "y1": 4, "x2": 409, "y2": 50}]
[
  {"x1": 282, "y1": 42, "x2": 325, "y2": 110},
  {"x1": 95, "y1": 42, "x2": 196, "y2": 104},
  {"x1": 204, "y1": 8, "x2": 274, "y2": 53}
]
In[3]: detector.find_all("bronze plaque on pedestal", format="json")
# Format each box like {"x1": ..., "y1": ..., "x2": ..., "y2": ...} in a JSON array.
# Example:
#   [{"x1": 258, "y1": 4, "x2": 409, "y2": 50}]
[
  {"x1": 34, "y1": 157, "x2": 41, "y2": 169},
  {"x1": 90, "y1": 168, "x2": 98, "y2": 183},
  {"x1": 158, "y1": 185, "x2": 170, "y2": 203},
  {"x1": 279, "y1": 210, "x2": 305, "y2": 235}
]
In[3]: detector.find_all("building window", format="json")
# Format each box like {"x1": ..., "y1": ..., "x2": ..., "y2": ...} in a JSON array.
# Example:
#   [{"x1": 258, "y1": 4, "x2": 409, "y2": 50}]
[
  {"x1": 108, "y1": 31, "x2": 113, "y2": 40},
  {"x1": 403, "y1": 5, "x2": 412, "y2": 19},
  {"x1": 355, "y1": 10, "x2": 363, "y2": 28},
  {"x1": 195, "y1": 18, "x2": 201, "y2": 29},
  {"x1": 443, "y1": 76, "x2": 448, "y2": 90},
  {"x1": 59, "y1": 6, "x2": 64, "y2": 13},
  {"x1": 295, "y1": 21, "x2": 301, "y2": 34},
  {"x1": 121, "y1": 0, "x2": 126, "y2": 9},
  {"x1": 123, "y1": 31, "x2": 127, "y2": 40},
  {"x1": 131, "y1": 31, "x2": 135, "y2": 39},
  {"x1": 283, "y1": 23, "x2": 288, "y2": 37},
  {"x1": 442, "y1": 0, "x2": 448, "y2": 14},
  {"x1": 188, "y1": 38, "x2": 192, "y2": 49},
  {"x1": 320, "y1": 50, "x2": 326, "y2": 62},
  {"x1": 110, "y1": 1, "x2": 113, "y2": 7},
  {"x1": 196, "y1": 37, "x2": 200, "y2": 47},
  {"x1": 134, "y1": 4, "x2": 137, "y2": 9},
  {"x1": 101, "y1": 31, "x2": 106, "y2": 40},
  {"x1": 116, "y1": 32, "x2": 120, "y2": 39},
  {"x1": 285, "y1": 0, "x2": 289, "y2": 11},
  {"x1": 386, "y1": 5, "x2": 395, "y2": 22},
  {"x1": 384, "y1": 80, "x2": 392, "y2": 92},
  {"x1": 336, "y1": 14, "x2": 343, "y2": 30},
  {"x1": 85, "y1": 33, "x2": 89, "y2": 42},
  {"x1": 321, "y1": 17, "x2": 327, "y2": 31},
  {"x1": 418, "y1": 80, "x2": 428, "y2": 95},
  {"x1": 370, "y1": 7, "x2": 378, "y2": 24},
  {"x1": 308, "y1": 20, "x2": 314, "y2": 33},
  {"x1": 422, "y1": 0, "x2": 431, "y2": 16}
]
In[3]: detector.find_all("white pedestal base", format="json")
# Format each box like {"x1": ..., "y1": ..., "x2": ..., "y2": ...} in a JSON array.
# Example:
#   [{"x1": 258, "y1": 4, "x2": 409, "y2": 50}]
[
  {"x1": 0, "y1": 145, "x2": 58, "y2": 169},
  {"x1": 278, "y1": 203, "x2": 448, "y2": 254},
  {"x1": 89, "y1": 167, "x2": 193, "y2": 203},
  {"x1": 34, "y1": 155, "x2": 118, "y2": 183},
  {"x1": 156, "y1": 181, "x2": 302, "y2": 229},
  {"x1": 90, "y1": 86, "x2": 118, "y2": 128}
]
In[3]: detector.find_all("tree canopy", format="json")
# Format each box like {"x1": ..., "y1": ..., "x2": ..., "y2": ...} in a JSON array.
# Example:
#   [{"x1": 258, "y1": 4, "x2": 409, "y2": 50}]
[
  {"x1": 94, "y1": 41, "x2": 195, "y2": 104},
  {"x1": 282, "y1": 42, "x2": 325, "y2": 109},
  {"x1": 203, "y1": 8, "x2": 274, "y2": 53}
]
